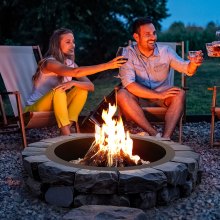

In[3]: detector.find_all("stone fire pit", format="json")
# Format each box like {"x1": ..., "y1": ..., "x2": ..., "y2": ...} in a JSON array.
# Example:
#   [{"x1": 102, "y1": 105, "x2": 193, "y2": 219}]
[{"x1": 22, "y1": 133, "x2": 201, "y2": 209}]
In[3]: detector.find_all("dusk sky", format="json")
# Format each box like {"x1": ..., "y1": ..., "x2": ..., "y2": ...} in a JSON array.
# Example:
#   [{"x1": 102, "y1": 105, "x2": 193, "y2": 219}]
[{"x1": 161, "y1": 0, "x2": 220, "y2": 30}]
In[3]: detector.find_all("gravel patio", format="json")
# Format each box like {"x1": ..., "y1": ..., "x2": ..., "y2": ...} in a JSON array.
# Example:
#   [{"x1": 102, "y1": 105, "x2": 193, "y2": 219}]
[{"x1": 0, "y1": 121, "x2": 220, "y2": 220}]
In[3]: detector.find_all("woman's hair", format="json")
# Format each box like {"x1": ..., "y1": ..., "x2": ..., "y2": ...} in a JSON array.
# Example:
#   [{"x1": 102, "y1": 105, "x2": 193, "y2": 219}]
[{"x1": 32, "y1": 28, "x2": 74, "y2": 84}]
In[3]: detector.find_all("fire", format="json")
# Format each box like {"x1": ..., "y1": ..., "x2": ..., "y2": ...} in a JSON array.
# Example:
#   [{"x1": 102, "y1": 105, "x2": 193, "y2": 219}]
[{"x1": 83, "y1": 103, "x2": 141, "y2": 167}]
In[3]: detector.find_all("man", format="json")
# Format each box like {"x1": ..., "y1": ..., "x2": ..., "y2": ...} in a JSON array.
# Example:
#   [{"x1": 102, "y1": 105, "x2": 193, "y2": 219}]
[{"x1": 117, "y1": 17, "x2": 203, "y2": 139}]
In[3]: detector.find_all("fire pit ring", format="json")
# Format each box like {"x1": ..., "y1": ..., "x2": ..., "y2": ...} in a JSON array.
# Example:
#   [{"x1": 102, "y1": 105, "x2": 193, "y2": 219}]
[
  {"x1": 46, "y1": 135, "x2": 175, "y2": 170},
  {"x1": 22, "y1": 133, "x2": 201, "y2": 209}
]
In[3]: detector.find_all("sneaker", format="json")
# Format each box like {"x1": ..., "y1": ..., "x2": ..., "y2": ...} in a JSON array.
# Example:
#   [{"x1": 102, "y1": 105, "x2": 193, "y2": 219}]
[{"x1": 155, "y1": 133, "x2": 162, "y2": 138}]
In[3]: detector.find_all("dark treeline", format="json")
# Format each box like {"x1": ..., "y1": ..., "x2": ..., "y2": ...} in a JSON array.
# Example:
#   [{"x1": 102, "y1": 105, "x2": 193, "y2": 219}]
[
  {"x1": 158, "y1": 21, "x2": 220, "y2": 54},
  {"x1": 0, "y1": 0, "x2": 168, "y2": 66},
  {"x1": 0, "y1": 0, "x2": 219, "y2": 66}
]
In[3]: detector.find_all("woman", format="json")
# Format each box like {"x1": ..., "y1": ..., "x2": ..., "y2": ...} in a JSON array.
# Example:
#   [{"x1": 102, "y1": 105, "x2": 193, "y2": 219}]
[{"x1": 25, "y1": 28, "x2": 126, "y2": 135}]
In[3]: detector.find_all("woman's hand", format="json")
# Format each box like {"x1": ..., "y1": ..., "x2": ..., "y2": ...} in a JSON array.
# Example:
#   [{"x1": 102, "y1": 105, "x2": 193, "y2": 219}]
[
  {"x1": 107, "y1": 56, "x2": 128, "y2": 69},
  {"x1": 54, "y1": 81, "x2": 73, "y2": 91}
]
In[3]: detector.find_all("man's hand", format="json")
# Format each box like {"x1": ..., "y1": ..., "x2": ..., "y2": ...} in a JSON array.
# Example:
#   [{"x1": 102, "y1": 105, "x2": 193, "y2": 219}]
[
  {"x1": 157, "y1": 87, "x2": 182, "y2": 99},
  {"x1": 187, "y1": 50, "x2": 203, "y2": 76},
  {"x1": 188, "y1": 50, "x2": 203, "y2": 67}
]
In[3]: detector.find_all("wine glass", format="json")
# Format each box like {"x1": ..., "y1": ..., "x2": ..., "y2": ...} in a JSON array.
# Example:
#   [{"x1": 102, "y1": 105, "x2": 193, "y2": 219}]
[
  {"x1": 212, "y1": 30, "x2": 220, "y2": 56},
  {"x1": 116, "y1": 47, "x2": 128, "y2": 61},
  {"x1": 114, "y1": 47, "x2": 128, "y2": 79}
]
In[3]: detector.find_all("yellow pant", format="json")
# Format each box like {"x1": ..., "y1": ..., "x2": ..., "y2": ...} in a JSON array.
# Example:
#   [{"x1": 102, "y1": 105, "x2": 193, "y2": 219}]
[{"x1": 24, "y1": 87, "x2": 88, "y2": 128}]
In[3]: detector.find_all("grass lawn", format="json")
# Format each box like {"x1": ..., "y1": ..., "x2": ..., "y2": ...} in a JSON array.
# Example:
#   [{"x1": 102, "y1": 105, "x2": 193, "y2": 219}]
[
  {"x1": 185, "y1": 57, "x2": 220, "y2": 115},
  {"x1": 82, "y1": 58, "x2": 220, "y2": 116},
  {"x1": 1, "y1": 58, "x2": 220, "y2": 117}
]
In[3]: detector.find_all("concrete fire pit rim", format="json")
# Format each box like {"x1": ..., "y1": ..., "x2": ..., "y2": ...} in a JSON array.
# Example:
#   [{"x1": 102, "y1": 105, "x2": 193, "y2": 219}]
[{"x1": 45, "y1": 134, "x2": 175, "y2": 171}]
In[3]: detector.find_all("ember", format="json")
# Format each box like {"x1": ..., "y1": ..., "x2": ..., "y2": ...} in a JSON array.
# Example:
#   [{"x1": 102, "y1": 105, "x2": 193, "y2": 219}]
[{"x1": 79, "y1": 104, "x2": 143, "y2": 167}]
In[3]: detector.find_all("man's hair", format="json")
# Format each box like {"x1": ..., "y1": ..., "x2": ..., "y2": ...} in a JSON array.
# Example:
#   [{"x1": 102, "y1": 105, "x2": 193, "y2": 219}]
[{"x1": 132, "y1": 16, "x2": 153, "y2": 34}]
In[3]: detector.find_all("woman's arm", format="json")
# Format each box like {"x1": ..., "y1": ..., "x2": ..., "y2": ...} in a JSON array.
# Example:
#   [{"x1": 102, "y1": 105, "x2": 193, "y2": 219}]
[
  {"x1": 54, "y1": 78, "x2": 94, "y2": 92},
  {"x1": 74, "y1": 76, "x2": 94, "y2": 91},
  {"x1": 43, "y1": 56, "x2": 126, "y2": 78}
]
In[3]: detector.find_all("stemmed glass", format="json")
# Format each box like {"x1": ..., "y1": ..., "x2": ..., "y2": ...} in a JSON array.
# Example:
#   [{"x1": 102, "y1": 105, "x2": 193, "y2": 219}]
[
  {"x1": 116, "y1": 47, "x2": 128, "y2": 61},
  {"x1": 114, "y1": 47, "x2": 128, "y2": 78},
  {"x1": 206, "y1": 30, "x2": 220, "y2": 57},
  {"x1": 212, "y1": 30, "x2": 220, "y2": 56}
]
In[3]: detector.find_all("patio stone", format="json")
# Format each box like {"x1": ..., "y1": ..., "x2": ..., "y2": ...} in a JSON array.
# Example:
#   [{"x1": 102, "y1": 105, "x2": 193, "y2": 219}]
[
  {"x1": 23, "y1": 155, "x2": 50, "y2": 180},
  {"x1": 180, "y1": 179, "x2": 193, "y2": 197},
  {"x1": 22, "y1": 147, "x2": 46, "y2": 157},
  {"x1": 162, "y1": 142, "x2": 193, "y2": 151},
  {"x1": 157, "y1": 186, "x2": 180, "y2": 205},
  {"x1": 153, "y1": 161, "x2": 188, "y2": 186},
  {"x1": 130, "y1": 191, "x2": 157, "y2": 209},
  {"x1": 74, "y1": 169, "x2": 118, "y2": 194},
  {"x1": 40, "y1": 135, "x2": 74, "y2": 144},
  {"x1": 27, "y1": 141, "x2": 53, "y2": 148},
  {"x1": 45, "y1": 186, "x2": 74, "y2": 207},
  {"x1": 38, "y1": 161, "x2": 78, "y2": 184},
  {"x1": 118, "y1": 168, "x2": 167, "y2": 194},
  {"x1": 74, "y1": 195, "x2": 130, "y2": 207},
  {"x1": 171, "y1": 156, "x2": 199, "y2": 184},
  {"x1": 63, "y1": 205, "x2": 148, "y2": 220},
  {"x1": 175, "y1": 151, "x2": 200, "y2": 162},
  {"x1": 26, "y1": 177, "x2": 43, "y2": 197}
]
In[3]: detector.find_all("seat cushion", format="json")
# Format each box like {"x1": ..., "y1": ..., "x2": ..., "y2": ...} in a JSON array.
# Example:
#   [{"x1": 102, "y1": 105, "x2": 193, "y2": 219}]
[
  {"x1": 142, "y1": 107, "x2": 167, "y2": 122},
  {"x1": 215, "y1": 107, "x2": 220, "y2": 119},
  {"x1": 23, "y1": 111, "x2": 56, "y2": 128}
]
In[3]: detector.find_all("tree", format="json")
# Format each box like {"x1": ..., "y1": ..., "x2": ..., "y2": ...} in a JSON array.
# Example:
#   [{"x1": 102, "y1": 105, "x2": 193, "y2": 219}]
[
  {"x1": 158, "y1": 21, "x2": 220, "y2": 55},
  {"x1": 0, "y1": 0, "x2": 169, "y2": 66}
]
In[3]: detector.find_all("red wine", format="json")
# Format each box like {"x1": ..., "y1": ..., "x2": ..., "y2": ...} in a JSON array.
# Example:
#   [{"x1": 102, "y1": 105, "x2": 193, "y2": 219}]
[{"x1": 118, "y1": 58, "x2": 128, "y2": 61}]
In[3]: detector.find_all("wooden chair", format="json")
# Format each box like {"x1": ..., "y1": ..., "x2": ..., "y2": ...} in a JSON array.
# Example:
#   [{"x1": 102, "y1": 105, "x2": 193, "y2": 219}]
[
  {"x1": 0, "y1": 46, "x2": 79, "y2": 148},
  {"x1": 208, "y1": 86, "x2": 220, "y2": 147}
]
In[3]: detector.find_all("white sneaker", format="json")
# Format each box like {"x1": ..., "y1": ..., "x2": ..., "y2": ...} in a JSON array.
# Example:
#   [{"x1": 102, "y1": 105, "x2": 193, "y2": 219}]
[{"x1": 155, "y1": 133, "x2": 162, "y2": 138}]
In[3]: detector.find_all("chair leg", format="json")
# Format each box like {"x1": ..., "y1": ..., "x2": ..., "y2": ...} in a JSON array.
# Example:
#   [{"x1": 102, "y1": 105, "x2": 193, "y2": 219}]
[
  {"x1": 210, "y1": 112, "x2": 215, "y2": 147},
  {"x1": 75, "y1": 122, "x2": 80, "y2": 133},
  {"x1": 15, "y1": 92, "x2": 27, "y2": 148},
  {"x1": 0, "y1": 94, "x2": 8, "y2": 125},
  {"x1": 178, "y1": 115, "x2": 183, "y2": 144}
]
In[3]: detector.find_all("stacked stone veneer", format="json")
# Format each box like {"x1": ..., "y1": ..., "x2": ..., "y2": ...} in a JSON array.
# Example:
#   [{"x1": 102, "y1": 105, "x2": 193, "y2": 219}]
[{"x1": 22, "y1": 133, "x2": 201, "y2": 209}]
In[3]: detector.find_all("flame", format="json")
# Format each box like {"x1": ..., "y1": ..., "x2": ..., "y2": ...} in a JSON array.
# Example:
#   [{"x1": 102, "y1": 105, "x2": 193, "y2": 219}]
[{"x1": 94, "y1": 103, "x2": 140, "y2": 166}]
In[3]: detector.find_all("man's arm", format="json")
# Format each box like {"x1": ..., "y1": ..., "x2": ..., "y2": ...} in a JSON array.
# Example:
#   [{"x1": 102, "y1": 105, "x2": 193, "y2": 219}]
[
  {"x1": 126, "y1": 82, "x2": 182, "y2": 100},
  {"x1": 168, "y1": 47, "x2": 203, "y2": 77}
]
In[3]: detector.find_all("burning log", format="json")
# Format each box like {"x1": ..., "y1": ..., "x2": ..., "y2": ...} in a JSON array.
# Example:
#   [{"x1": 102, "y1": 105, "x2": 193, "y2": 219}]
[
  {"x1": 78, "y1": 104, "x2": 144, "y2": 167},
  {"x1": 79, "y1": 142, "x2": 143, "y2": 167}
]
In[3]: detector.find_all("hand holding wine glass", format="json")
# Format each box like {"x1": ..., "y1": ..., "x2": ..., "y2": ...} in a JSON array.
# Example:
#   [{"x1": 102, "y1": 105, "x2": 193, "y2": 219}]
[
  {"x1": 116, "y1": 47, "x2": 128, "y2": 62},
  {"x1": 188, "y1": 50, "x2": 203, "y2": 66}
]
